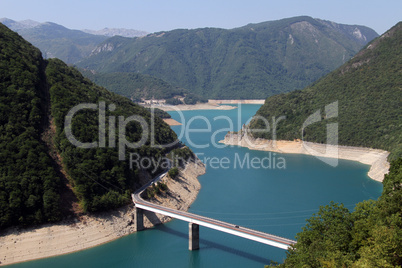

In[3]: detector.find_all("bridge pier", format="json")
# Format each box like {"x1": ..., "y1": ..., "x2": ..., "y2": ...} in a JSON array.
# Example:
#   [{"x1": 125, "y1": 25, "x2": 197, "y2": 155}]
[
  {"x1": 189, "y1": 223, "x2": 199, "y2": 250},
  {"x1": 134, "y1": 207, "x2": 144, "y2": 231}
]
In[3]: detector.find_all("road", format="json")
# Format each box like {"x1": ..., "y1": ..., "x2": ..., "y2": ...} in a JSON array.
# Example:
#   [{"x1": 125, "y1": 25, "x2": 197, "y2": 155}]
[{"x1": 132, "y1": 171, "x2": 296, "y2": 250}]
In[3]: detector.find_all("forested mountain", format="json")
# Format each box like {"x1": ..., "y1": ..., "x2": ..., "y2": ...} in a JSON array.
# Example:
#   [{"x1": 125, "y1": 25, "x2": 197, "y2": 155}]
[
  {"x1": 1, "y1": 18, "x2": 108, "y2": 64},
  {"x1": 0, "y1": 23, "x2": 178, "y2": 229},
  {"x1": 0, "y1": 22, "x2": 61, "y2": 227},
  {"x1": 80, "y1": 70, "x2": 187, "y2": 100},
  {"x1": 0, "y1": 18, "x2": 148, "y2": 64},
  {"x1": 260, "y1": 22, "x2": 402, "y2": 267},
  {"x1": 77, "y1": 16, "x2": 378, "y2": 99},
  {"x1": 250, "y1": 22, "x2": 402, "y2": 161}
]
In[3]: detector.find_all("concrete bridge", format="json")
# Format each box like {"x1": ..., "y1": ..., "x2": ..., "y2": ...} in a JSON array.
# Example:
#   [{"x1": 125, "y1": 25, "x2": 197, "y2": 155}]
[{"x1": 132, "y1": 172, "x2": 296, "y2": 251}]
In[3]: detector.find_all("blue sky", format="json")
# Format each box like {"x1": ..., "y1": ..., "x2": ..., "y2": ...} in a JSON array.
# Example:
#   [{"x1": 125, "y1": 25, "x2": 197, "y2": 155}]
[{"x1": 1, "y1": 0, "x2": 401, "y2": 34}]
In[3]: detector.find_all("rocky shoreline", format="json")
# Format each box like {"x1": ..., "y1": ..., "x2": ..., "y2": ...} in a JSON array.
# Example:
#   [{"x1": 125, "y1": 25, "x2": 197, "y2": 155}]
[
  {"x1": 220, "y1": 131, "x2": 389, "y2": 182},
  {"x1": 0, "y1": 161, "x2": 206, "y2": 266}
]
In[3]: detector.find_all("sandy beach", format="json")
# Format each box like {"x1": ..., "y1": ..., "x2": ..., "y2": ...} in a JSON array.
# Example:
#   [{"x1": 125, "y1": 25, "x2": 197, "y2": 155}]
[
  {"x1": 163, "y1": 118, "x2": 182, "y2": 126},
  {"x1": 0, "y1": 160, "x2": 205, "y2": 266},
  {"x1": 220, "y1": 131, "x2": 390, "y2": 182}
]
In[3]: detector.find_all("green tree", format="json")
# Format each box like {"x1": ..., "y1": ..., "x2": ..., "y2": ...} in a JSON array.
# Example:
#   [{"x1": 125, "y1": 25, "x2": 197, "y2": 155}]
[{"x1": 168, "y1": 167, "x2": 179, "y2": 179}]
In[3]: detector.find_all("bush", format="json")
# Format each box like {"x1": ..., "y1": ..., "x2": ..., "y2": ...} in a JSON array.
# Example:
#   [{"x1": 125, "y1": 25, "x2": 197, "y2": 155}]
[
  {"x1": 168, "y1": 167, "x2": 179, "y2": 179},
  {"x1": 165, "y1": 98, "x2": 183, "y2": 105},
  {"x1": 158, "y1": 182, "x2": 168, "y2": 191},
  {"x1": 168, "y1": 146, "x2": 194, "y2": 167},
  {"x1": 183, "y1": 94, "x2": 207, "y2": 105}
]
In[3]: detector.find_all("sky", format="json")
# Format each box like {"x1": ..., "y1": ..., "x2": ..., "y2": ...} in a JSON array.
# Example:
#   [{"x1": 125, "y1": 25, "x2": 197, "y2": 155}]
[{"x1": 1, "y1": 0, "x2": 401, "y2": 35}]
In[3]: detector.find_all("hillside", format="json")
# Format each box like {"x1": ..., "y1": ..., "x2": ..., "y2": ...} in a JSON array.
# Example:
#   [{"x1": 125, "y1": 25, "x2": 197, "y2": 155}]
[
  {"x1": 0, "y1": 23, "x2": 178, "y2": 229},
  {"x1": 80, "y1": 70, "x2": 187, "y2": 100},
  {"x1": 1, "y1": 18, "x2": 108, "y2": 64},
  {"x1": 270, "y1": 158, "x2": 402, "y2": 267},
  {"x1": 0, "y1": 22, "x2": 61, "y2": 227},
  {"x1": 77, "y1": 16, "x2": 378, "y2": 99},
  {"x1": 250, "y1": 22, "x2": 402, "y2": 161}
]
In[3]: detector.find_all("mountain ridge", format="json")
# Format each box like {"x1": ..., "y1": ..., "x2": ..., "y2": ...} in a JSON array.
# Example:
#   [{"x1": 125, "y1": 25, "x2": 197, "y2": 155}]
[
  {"x1": 0, "y1": 18, "x2": 147, "y2": 64},
  {"x1": 0, "y1": 18, "x2": 147, "y2": 37},
  {"x1": 249, "y1": 22, "x2": 401, "y2": 160},
  {"x1": 78, "y1": 16, "x2": 378, "y2": 99},
  {"x1": 82, "y1": 27, "x2": 148, "y2": 38}
]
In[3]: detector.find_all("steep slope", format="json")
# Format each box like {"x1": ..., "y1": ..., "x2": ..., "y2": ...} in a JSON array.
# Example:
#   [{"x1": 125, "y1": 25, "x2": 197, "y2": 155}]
[
  {"x1": 77, "y1": 16, "x2": 378, "y2": 99},
  {"x1": 250, "y1": 22, "x2": 402, "y2": 160},
  {"x1": 0, "y1": 23, "x2": 61, "y2": 227},
  {"x1": 0, "y1": 23, "x2": 178, "y2": 229},
  {"x1": 2, "y1": 19, "x2": 108, "y2": 64}
]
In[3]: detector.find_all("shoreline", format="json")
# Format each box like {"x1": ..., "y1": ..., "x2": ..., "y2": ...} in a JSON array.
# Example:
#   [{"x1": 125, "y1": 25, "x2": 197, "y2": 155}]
[
  {"x1": 208, "y1": 99, "x2": 265, "y2": 105},
  {"x1": 220, "y1": 132, "x2": 389, "y2": 182},
  {"x1": 148, "y1": 103, "x2": 237, "y2": 111},
  {"x1": 142, "y1": 99, "x2": 265, "y2": 112},
  {"x1": 163, "y1": 118, "x2": 182, "y2": 126},
  {"x1": 0, "y1": 161, "x2": 206, "y2": 266}
]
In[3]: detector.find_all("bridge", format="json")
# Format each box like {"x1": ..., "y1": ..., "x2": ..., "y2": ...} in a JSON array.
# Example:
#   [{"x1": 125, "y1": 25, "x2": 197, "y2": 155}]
[{"x1": 132, "y1": 172, "x2": 296, "y2": 251}]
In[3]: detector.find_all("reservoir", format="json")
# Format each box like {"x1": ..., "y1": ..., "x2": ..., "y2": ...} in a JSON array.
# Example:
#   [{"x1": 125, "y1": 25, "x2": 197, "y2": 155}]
[{"x1": 10, "y1": 105, "x2": 383, "y2": 267}]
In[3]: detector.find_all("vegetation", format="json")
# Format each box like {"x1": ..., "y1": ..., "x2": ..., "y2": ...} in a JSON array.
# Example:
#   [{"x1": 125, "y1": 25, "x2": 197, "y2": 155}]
[
  {"x1": 80, "y1": 71, "x2": 207, "y2": 106},
  {"x1": 0, "y1": 23, "x2": 61, "y2": 228},
  {"x1": 165, "y1": 97, "x2": 183, "y2": 105},
  {"x1": 250, "y1": 22, "x2": 402, "y2": 161},
  {"x1": 268, "y1": 158, "x2": 402, "y2": 267},
  {"x1": 145, "y1": 107, "x2": 171, "y2": 119},
  {"x1": 77, "y1": 16, "x2": 378, "y2": 99},
  {"x1": 183, "y1": 93, "x2": 208, "y2": 105},
  {"x1": 168, "y1": 146, "x2": 195, "y2": 167},
  {"x1": 4, "y1": 21, "x2": 108, "y2": 64},
  {"x1": 145, "y1": 182, "x2": 168, "y2": 199},
  {"x1": 46, "y1": 59, "x2": 177, "y2": 212},
  {"x1": 168, "y1": 167, "x2": 179, "y2": 179},
  {"x1": 80, "y1": 71, "x2": 187, "y2": 100},
  {"x1": 0, "y1": 23, "x2": 180, "y2": 228}
]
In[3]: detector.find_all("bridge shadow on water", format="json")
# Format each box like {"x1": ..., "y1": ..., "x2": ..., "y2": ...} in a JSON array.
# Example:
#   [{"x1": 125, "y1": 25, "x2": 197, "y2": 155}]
[{"x1": 155, "y1": 224, "x2": 275, "y2": 265}]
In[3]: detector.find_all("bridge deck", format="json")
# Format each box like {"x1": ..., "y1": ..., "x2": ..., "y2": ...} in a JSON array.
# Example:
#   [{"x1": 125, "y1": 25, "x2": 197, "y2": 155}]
[{"x1": 132, "y1": 173, "x2": 296, "y2": 250}]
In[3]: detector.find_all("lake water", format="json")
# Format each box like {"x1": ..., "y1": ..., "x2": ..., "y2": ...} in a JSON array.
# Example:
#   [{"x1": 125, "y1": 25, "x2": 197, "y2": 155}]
[{"x1": 10, "y1": 105, "x2": 383, "y2": 267}]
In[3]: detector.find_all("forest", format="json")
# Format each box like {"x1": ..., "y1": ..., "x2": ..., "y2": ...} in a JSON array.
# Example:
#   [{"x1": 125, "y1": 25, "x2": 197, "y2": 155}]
[
  {"x1": 261, "y1": 22, "x2": 402, "y2": 267},
  {"x1": 77, "y1": 16, "x2": 378, "y2": 99},
  {"x1": 0, "y1": 23, "x2": 61, "y2": 227},
  {"x1": 250, "y1": 22, "x2": 402, "y2": 161},
  {"x1": 0, "y1": 23, "x2": 179, "y2": 228}
]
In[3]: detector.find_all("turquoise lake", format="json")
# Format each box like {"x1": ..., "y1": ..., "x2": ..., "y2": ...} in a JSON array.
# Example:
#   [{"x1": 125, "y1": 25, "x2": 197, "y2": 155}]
[{"x1": 10, "y1": 104, "x2": 383, "y2": 267}]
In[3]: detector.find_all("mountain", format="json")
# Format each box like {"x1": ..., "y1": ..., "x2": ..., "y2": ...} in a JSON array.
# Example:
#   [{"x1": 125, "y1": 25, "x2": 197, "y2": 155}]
[
  {"x1": 1, "y1": 18, "x2": 148, "y2": 64},
  {"x1": 77, "y1": 16, "x2": 379, "y2": 99},
  {"x1": 80, "y1": 70, "x2": 187, "y2": 100},
  {"x1": 13, "y1": 21, "x2": 108, "y2": 64},
  {"x1": 0, "y1": 23, "x2": 178, "y2": 229},
  {"x1": 0, "y1": 18, "x2": 41, "y2": 30},
  {"x1": 82, "y1": 28, "x2": 148, "y2": 38},
  {"x1": 250, "y1": 22, "x2": 402, "y2": 160}
]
